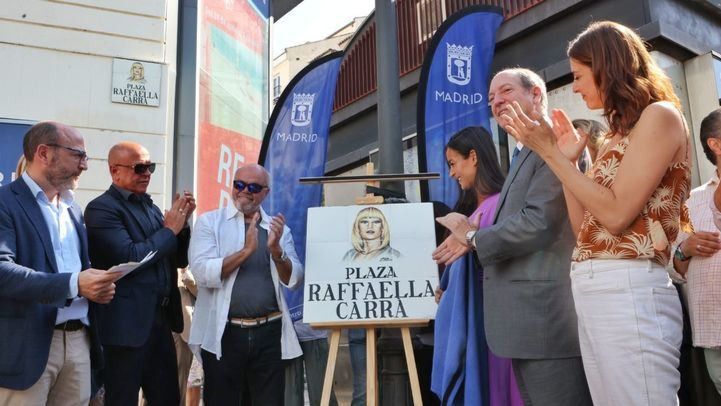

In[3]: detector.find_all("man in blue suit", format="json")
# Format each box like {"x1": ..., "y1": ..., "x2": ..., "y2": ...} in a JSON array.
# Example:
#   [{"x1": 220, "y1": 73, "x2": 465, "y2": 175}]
[
  {"x1": 84, "y1": 141, "x2": 194, "y2": 405},
  {"x1": 0, "y1": 122, "x2": 119, "y2": 405}
]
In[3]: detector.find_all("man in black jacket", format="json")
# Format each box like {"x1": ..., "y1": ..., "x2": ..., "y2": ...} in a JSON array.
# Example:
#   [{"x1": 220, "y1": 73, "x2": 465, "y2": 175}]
[{"x1": 85, "y1": 141, "x2": 194, "y2": 406}]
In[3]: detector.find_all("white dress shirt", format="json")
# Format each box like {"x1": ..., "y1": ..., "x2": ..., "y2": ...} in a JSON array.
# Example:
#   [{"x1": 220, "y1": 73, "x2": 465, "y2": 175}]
[
  {"x1": 188, "y1": 205, "x2": 303, "y2": 360},
  {"x1": 674, "y1": 172, "x2": 721, "y2": 348},
  {"x1": 22, "y1": 172, "x2": 88, "y2": 325}
]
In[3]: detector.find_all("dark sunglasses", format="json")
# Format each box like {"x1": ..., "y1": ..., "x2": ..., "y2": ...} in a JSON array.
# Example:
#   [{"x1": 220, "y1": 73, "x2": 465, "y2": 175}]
[
  {"x1": 233, "y1": 180, "x2": 267, "y2": 194},
  {"x1": 46, "y1": 143, "x2": 88, "y2": 162},
  {"x1": 115, "y1": 162, "x2": 156, "y2": 174}
]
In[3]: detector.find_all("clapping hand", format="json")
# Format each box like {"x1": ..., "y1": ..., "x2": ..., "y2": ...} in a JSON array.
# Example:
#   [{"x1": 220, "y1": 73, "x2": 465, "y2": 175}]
[
  {"x1": 182, "y1": 191, "x2": 196, "y2": 221},
  {"x1": 268, "y1": 213, "x2": 286, "y2": 258},
  {"x1": 243, "y1": 212, "x2": 260, "y2": 253},
  {"x1": 550, "y1": 109, "x2": 588, "y2": 163},
  {"x1": 164, "y1": 193, "x2": 190, "y2": 235},
  {"x1": 501, "y1": 101, "x2": 587, "y2": 163}
]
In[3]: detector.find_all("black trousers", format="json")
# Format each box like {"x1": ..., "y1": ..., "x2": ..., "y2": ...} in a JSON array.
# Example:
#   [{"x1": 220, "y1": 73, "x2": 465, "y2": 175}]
[
  {"x1": 202, "y1": 319, "x2": 284, "y2": 406},
  {"x1": 103, "y1": 310, "x2": 180, "y2": 406}
]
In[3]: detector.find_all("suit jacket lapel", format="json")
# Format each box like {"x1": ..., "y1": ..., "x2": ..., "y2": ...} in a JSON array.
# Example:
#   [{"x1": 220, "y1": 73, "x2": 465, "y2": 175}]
[
  {"x1": 68, "y1": 205, "x2": 90, "y2": 269},
  {"x1": 147, "y1": 201, "x2": 164, "y2": 228},
  {"x1": 12, "y1": 178, "x2": 59, "y2": 273},
  {"x1": 494, "y1": 148, "x2": 532, "y2": 223}
]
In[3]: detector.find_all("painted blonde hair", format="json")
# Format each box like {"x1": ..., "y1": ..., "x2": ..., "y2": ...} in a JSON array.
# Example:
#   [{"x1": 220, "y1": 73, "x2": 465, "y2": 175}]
[{"x1": 350, "y1": 207, "x2": 391, "y2": 254}]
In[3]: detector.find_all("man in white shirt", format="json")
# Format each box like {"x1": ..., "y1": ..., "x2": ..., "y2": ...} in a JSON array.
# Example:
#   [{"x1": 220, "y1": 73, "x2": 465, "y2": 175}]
[
  {"x1": 189, "y1": 163, "x2": 302, "y2": 405},
  {"x1": 673, "y1": 108, "x2": 721, "y2": 396},
  {"x1": 0, "y1": 122, "x2": 118, "y2": 405}
]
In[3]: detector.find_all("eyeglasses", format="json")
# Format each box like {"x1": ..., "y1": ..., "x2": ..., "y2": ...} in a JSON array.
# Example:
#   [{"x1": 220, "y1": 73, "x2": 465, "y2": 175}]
[
  {"x1": 233, "y1": 180, "x2": 267, "y2": 194},
  {"x1": 115, "y1": 162, "x2": 156, "y2": 174},
  {"x1": 46, "y1": 143, "x2": 88, "y2": 162}
]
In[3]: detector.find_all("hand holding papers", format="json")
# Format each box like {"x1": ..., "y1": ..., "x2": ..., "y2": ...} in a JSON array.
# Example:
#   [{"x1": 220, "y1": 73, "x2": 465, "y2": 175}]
[{"x1": 108, "y1": 251, "x2": 157, "y2": 280}]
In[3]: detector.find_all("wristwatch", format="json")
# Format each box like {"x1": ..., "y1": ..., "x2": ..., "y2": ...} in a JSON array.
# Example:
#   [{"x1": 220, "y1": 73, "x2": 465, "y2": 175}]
[
  {"x1": 273, "y1": 250, "x2": 288, "y2": 262},
  {"x1": 674, "y1": 244, "x2": 691, "y2": 261},
  {"x1": 465, "y1": 229, "x2": 477, "y2": 247}
]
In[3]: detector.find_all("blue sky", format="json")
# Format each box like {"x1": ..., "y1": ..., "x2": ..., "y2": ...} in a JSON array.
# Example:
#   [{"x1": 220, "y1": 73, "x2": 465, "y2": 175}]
[{"x1": 272, "y1": 0, "x2": 375, "y2": 57}]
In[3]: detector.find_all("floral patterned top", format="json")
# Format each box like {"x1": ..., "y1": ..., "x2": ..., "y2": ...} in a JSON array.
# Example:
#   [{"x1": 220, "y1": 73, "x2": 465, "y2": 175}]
[{"x1": 572, "y1": 137, "x2": 691, "y2": 265}]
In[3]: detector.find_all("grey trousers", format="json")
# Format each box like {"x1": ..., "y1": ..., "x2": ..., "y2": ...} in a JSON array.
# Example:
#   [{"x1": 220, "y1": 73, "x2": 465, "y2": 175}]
[
  {"x1": 284, "y1": 338, "x2": 338, "y2": 406},
  {"x1": 512, "y1": 357, "x2": 592, "y2": 406}
]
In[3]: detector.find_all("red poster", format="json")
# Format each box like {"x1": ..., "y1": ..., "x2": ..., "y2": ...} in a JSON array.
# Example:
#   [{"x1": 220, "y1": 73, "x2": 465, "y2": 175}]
[{"x1": 196, "y1": 0, "x2": 269, "y2": 214}]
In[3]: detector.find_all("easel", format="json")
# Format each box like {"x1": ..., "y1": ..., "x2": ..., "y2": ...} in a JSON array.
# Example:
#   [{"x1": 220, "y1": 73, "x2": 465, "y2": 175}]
[
  {"x1": 301, "y1": 165, "x2": 440, "y2": 406},
  {"x1": 317, "y1": 320, "x2": 428, "y2": 406}
]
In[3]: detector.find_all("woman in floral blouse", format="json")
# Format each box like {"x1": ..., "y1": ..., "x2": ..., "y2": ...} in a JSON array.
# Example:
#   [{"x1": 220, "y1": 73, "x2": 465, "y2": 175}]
[{"x1": 501, "y1": 21, "x2": 689, "y2": 406}]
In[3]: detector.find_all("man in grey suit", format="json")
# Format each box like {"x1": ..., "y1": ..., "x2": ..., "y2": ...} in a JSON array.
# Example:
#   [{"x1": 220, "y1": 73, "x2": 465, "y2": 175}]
[{"x1": 434, "y1": 68, "x2": 591, "y2": 405}]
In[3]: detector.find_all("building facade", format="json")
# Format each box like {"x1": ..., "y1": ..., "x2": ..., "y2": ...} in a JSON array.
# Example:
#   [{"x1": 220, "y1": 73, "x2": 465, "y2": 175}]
[
  {"x1": 271, "y1": 16, "x2": 365, "y2": 103},
  {"x1": 0, "y1": 0, "x2": 301, "y2": 211},
  {"x1": 0, "y1": 0, "x2": 181, "y2": 208},
  {"x1": 324, "y1": 0, "x2": 721, "y2": 205}
]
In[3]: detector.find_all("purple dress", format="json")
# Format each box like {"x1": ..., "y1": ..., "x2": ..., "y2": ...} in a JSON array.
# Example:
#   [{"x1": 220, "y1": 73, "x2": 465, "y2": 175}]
[{"x1": 471, "y1": 195, "x2": 523, "y2": 406}]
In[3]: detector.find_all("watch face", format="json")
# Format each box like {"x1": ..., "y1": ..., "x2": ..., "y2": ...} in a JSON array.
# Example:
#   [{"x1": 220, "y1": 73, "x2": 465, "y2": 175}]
[{"x1": 674, "y1": 246, "x2": 687, "y2": 261}]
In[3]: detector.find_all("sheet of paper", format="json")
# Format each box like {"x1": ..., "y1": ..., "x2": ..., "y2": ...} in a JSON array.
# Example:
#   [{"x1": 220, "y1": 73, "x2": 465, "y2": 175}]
[{"x1": 108, "y1": 251, "x2": 157, "y2": 280}]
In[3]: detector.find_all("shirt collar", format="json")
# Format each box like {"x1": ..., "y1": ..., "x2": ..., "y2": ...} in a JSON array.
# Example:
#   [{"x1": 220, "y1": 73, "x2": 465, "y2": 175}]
[
  {"x1": 112, "y1": 184, "x2": 151, "y2": 204},
  {"x1": 515, "y1": 142, "x2": 524, "y2": 151},
  {"x1": 710, "y1": 170, "x2": 720, "y2": 186},
  {"x1": 224, "y1": 204, "x2": 270, "y2": 226},
  {"x1": 112, "y1": 184, "x2": 135, "y2": 201},
  {"x1": 22, "y1": 172, "x2": 74, "y2": 205}
]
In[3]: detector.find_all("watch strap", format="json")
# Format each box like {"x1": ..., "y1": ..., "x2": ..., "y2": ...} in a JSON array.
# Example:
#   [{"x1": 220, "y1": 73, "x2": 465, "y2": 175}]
[
  {"x1": 674, "y1": 244, "x2": 690, "y2": 261},
  {"x1": 273, "y1": 250, "x2": 288, "y2": 262},
  {"x1": 465, "y1": 230, "x2": 477, "y2": 247}
]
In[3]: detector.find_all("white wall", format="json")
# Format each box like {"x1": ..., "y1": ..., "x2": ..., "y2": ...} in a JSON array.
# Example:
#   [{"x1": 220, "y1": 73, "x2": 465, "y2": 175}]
[
  {"x1": 546, "y1": 83, "x2": 604, "y2": 124},
  {"x1": 685, "y1": 52, "x2": 721, "y2": 185},
  {"x1": 0, "y1": 0, "x2": 179, "y2": 209}
]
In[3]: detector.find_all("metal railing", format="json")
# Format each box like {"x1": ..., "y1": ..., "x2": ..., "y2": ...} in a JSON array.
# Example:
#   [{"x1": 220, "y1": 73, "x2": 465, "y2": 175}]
[{"x1": 333, "y1": 0, "x2": 545, "y2": 111}]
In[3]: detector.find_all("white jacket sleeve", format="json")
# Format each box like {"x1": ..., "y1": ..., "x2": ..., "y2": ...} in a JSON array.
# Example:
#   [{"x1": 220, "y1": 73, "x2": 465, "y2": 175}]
[
  {"x1": 189, "y1": 212, "x2": 224, "y2": 289},
  {"x1": 278, "y1": 225, "x2": 304, "y2": 289}
]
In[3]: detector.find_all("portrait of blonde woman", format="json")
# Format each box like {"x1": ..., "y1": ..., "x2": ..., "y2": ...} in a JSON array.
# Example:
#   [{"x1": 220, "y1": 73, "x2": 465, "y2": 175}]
[
  {"x1": 343, "y1": 207, "x2": 401, "y2": 262},
  {"x1": 128, "y1": 62, "x2": 147, "y2": 84}
]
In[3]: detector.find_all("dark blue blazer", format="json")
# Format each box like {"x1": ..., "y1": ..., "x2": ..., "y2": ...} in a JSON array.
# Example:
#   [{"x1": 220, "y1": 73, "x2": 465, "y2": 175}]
[
  {"x1": 0, "y1": 177, "x2": 102, "y2": 390},
  {"x1": 85, "y1": 186, "x2": 189, "y2": 348}
]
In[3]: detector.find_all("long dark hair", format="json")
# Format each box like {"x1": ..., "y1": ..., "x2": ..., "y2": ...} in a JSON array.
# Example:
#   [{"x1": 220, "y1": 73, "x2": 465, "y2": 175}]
[{"x1": 446, "y1": 126, "x2": 505, "y2": 216}]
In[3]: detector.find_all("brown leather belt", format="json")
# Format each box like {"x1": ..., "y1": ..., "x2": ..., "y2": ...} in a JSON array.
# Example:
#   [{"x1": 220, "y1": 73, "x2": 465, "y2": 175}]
[
  {"x1": 228, "y1": 311, "x2": 282, "y2": 328},
  {"x1": 55, "y1": 319, "x2": 85, "y2": 332}
]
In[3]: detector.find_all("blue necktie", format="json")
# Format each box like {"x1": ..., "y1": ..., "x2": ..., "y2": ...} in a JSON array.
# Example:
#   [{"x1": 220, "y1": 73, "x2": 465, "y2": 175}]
[{"x1": 510, "y1": 147, "x2": 521, "y2": 167}]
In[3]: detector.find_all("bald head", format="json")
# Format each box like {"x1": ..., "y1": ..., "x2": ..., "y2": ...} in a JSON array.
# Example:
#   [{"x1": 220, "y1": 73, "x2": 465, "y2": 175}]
[
  {"x1": 108, "y1": 142, "x2": 149, "y2": 165},
  {"x1": 109, "y1": 141, "x2": 153, "y2": 195},
  {"x1": 232, "y1": 164, "x2": 270, "y2": 216},
  {"x1": 234, "y1": 164, "x2": 270, "y2": 186}
]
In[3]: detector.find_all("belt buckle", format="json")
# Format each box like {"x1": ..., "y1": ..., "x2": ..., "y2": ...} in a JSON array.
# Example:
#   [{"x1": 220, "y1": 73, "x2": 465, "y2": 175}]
[{"x1": 55, "y1": 320, "x2": 83, "y2": 332}]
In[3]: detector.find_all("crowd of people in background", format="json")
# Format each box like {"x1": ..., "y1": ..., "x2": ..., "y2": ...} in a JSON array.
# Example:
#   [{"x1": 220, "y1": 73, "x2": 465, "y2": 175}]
[{"x1": 2, "y1": 19, "x2": 721, "y2": 406}]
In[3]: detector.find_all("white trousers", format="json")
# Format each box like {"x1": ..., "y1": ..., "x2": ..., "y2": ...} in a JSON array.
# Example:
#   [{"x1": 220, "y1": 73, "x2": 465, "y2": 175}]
[{"x1": 570, "y1": 259, "x2": 682, "y2": 406}]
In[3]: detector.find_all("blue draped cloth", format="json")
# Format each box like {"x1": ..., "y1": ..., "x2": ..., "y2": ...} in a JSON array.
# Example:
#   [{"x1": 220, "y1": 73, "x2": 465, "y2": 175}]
[{"x1": 431, "y1": 253, "x2": 489, "y2": 405}]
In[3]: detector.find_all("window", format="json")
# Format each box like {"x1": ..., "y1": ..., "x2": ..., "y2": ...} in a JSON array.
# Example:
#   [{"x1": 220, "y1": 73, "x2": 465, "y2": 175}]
[{"x1": 272, "y1": 75, "x2": 282, "y2": 99}]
